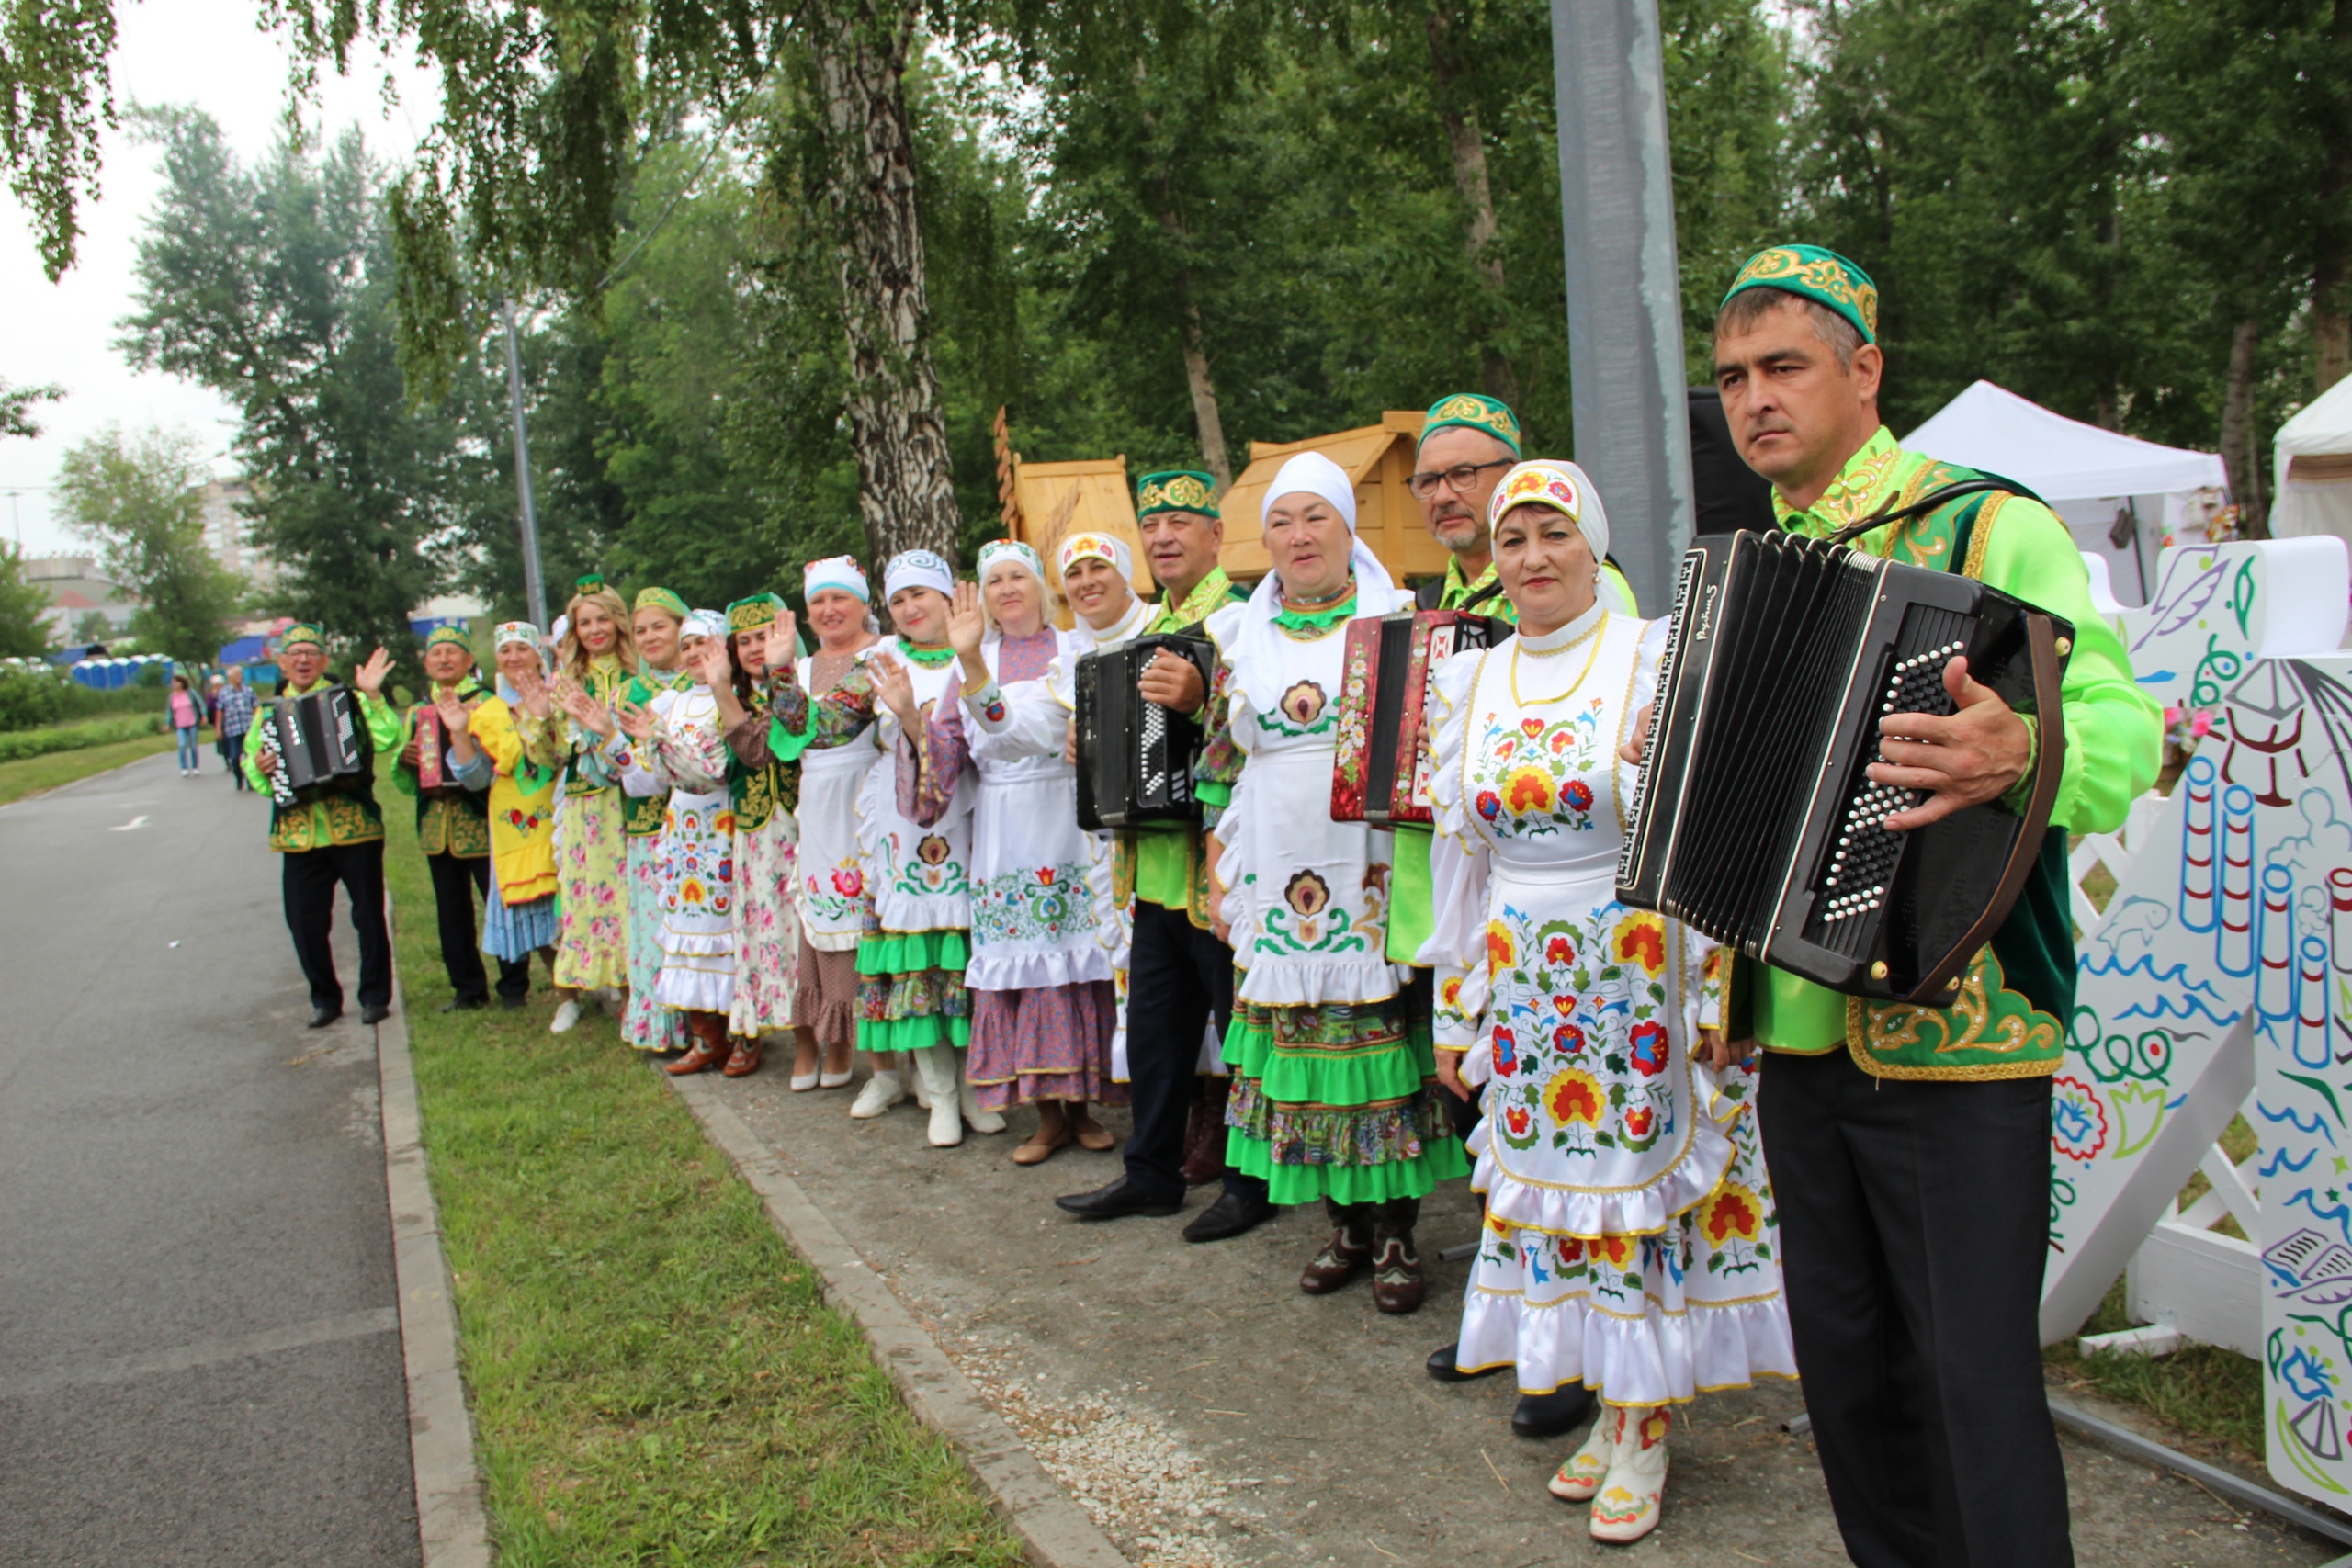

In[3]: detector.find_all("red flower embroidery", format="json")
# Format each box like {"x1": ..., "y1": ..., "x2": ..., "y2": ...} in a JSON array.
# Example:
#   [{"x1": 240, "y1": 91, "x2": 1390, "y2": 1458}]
[
  {"x1": 1521, "y1": 717, "x2": 1544, "y2": 737},
  {"x1": 1628, "y1": 1021, "x2": 1668, "y2": 1077},
  {"x1": 1544, "y1": 933, "x2": 1577, "y2": 967},
  {"x1": 1563, "y1": 778, "x2": 1594, "y2": 812}
]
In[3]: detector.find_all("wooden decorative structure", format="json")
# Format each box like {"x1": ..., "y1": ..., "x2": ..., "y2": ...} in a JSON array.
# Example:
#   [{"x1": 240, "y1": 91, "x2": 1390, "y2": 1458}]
[
  {"x1": 992, "y1": 408, "x2": 1154, "y2": 615},
  {"x1": 1216, "y1": 412, "x2": 1444, "y2": 587}
]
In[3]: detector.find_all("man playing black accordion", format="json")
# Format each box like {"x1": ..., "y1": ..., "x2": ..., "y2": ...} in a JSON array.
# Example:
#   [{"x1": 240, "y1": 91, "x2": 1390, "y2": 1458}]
[{"x1": 1645, "y1": 247, "x2": 2162, "y2": 1568}]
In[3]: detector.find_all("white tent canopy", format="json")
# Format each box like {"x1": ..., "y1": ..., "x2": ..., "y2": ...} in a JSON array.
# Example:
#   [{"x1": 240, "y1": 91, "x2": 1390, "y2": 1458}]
[
  {"x1": 2273, "y1": 374, "x2": 2352, "y2": 547},
  {"x1": 1905, "y1": 380, "x2": 2229, "y2": 605},
  {"x1": 1904, "y1": 379, "x2": 2227, "y2": 500}
]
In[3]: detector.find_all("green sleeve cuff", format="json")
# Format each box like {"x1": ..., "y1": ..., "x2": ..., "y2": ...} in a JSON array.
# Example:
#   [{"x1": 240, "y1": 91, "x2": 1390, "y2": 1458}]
[
  {"x1": 1999, "y1": 711, "x2": 2041, "y2": 816},
  {"x1": 768, "y1": 711, "x2": 815, "y2": 763},
  {"x1": 1195, "y1": 780, "x2": 1232, "y2": 809}
]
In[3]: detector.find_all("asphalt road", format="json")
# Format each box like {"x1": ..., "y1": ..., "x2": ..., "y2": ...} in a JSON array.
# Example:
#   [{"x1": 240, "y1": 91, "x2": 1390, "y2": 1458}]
[{"x1": 0, "y1": 752, "x2": 419, "y2": 1566}]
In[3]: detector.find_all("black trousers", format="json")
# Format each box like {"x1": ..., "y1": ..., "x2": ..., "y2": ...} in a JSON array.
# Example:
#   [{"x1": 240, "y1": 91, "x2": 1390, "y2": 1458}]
[
  {"x1": 1123, "y1": 897, "x2": 1266, "y2": 1206},
  {"x1": 424, "y1": 852, "x2": 528, "y2": 1003},
  {"x1": 282, "y1": 840, "x2": 392, "y2": 1013},
  {"x1": 1758, "y1": 1047, "x2": 2073, "y2": 1568}
]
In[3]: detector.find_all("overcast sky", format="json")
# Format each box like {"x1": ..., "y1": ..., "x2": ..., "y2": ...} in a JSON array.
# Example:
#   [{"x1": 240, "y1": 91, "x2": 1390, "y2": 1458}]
[{"x1": 0, "y1": 2, "x2": 436, "y2": 558}]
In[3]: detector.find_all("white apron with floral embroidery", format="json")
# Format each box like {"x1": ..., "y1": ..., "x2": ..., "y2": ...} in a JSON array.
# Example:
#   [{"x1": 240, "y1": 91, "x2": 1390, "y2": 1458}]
[
  {"x1": 1419, "y1": 606, "x2": 1795, "y2": 1406},
  {"x1": 854, "y1": 639, "x2": 973, "y2": 936},
  {"x1": 1206, "y1": 582, "x2": 1414, "y2": 1008},
  {"x1": 965, "y1": 627, "x2": 1111, "y2": 992},
  {"x1": 794, "y1": 652, "x2": 883, "y2": 953},
  {"x1": 650, "y1": 686, "x2": 737, "y2": 1013}
]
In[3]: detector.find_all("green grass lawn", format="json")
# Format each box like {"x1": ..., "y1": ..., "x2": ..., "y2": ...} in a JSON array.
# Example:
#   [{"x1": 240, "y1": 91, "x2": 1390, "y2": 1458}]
[
  {"x1": 0, "y1": 732, "x2": 178, "y2": 805},
  {"x1": 381, "y1": 796, "x2": 1025, "y2": 1566}
]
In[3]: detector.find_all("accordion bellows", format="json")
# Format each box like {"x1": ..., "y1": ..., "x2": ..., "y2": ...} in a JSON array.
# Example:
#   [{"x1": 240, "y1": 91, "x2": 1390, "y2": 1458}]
[
  {"x1": 1617, "y1": 530, "x2": 2071, "y2": 1003},
  {"x1": 1331, "y1": 609, "x2": 1510, "y2": 827}
]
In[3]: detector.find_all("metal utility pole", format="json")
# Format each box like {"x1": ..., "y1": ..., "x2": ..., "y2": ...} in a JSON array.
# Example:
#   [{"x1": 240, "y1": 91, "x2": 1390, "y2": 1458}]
[
  {"x1": 1549, "y1": 0, "x2": 1694, "y2": 615},
  {"x1": 500, "y1": 295, "x2": 548, "y2": 632}
]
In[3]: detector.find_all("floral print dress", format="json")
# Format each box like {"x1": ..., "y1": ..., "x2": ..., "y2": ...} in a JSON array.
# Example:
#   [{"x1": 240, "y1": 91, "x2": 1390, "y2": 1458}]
[
  {"x1": 854, "y1": 641, "x2": 975, "y2": 1054},
  {"x1": 640, "y1": 683, "x2": 735, "y2": 1014},
  {"x1": 723, "y1": 671, "x2": 809, "y2": 1036},
  {"x1": 553, "y1": 652, "x2": 631, "y2": 991},
  {"x1": 1421, "y1": 603, "x2": 1795, "y2": 1407},
  {"x1": 618, "y1": 666, "x2": 693, "y2": 1050},
  {"x1": 1204, "y1": 579, "x2": 1469, "y2": 1204}
]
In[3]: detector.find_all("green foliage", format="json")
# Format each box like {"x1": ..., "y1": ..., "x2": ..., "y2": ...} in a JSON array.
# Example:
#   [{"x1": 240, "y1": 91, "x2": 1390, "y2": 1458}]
[
  {"x1": 0, "y1": 665, "x2": 68, "y2": 728},
  {"x1": 119, "y1": 108, "x2": 456, "y2": 680},
  {"x1": 70, "y1": 608, "x2": 109, "y2": 644},
  {"x1": 53, "y1": 423, "x2": 243, "y2": 663},
  {"x1": 0, "y1": 542, "x2": 53, "y2": 654},
  {"x1": 0, "y1": 711, "x2": 164, "y2": 760},
  {"x1": 0, "y1": 372, "x2": 62, "y2": 439},
  {"x1": 0, "y1": 0, "x2": 118, "y2": 277}
]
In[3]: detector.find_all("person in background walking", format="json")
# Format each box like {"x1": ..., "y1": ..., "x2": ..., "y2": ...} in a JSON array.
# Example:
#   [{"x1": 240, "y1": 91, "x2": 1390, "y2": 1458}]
[
  {"x1": 215, "y1": 666, "x2": 256, "y2": 790},
  {"x1": 169, "y1": 672, "x2": 203, "y2": 775},
  {"x1": 217, "y1": 671, "x2": 258, "y2": 799}
]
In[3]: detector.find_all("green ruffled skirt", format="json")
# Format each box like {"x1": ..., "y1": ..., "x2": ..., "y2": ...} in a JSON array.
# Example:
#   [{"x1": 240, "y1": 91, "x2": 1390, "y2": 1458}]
[
  {"x1": 1222, "y1": 990, "x2": 1469, "y2": 1206},
  {"x1": 855, "y1": 927, "x2": 973, "y2": 1053}
]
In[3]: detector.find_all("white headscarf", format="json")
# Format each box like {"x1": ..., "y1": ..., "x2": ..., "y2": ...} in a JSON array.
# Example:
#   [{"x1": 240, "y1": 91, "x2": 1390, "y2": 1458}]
[
  {"x1": 681, "y1": 608, "x2": 728, "y2": 643},
  {"x1": 1249, "y1": 449, "x2": 1397, "y2": 612},
  {"x1": 1057, "y1": 530, "x2": 1134, "y2": 583},
  {"x1": 976, "y1": 539, "x2": 1045, "y2": 585},
  {"x1": 494, "y1": 620, "x2": 541, "y2": 651},
  {"x1": 804, "y1": 555, "x2": 870, "y2": 603},
  {"x1": 1487, "y1": 458, "x2": 1611, "y2": 566},
  {"x1": 883, "y1": 549, "x2": 955, "y2": 605}
]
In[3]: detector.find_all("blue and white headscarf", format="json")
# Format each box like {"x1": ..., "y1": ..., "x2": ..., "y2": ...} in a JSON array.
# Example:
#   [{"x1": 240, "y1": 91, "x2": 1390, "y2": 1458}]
[
  {"x1": 883, "y1": 549, "x2": 955, "y2": 604},
  {"x1": 682, "y1": 608, "x2": 728, "y2": 643},
  {"x1": 804, "y1": 555, "x2": 870, "y2": 603},
  {"x1": 977, "y1": 539, "x2": 1045, "y2": 586}
]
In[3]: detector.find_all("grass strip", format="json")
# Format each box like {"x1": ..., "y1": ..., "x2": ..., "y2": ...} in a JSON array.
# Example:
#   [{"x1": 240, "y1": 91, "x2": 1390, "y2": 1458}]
[
  {"x1": 381, "y1": 801, "x2": 1028, "y2": 1567},
  {"x1": 2045, "y1": 1277, "x2": 2264, "y2": 1460},
  {"x1": 0, "y1": 732, "x2": 179, "y2": 804},
  {"x1": 0, "y1": 713, "x2": 166, "y2": 762}
]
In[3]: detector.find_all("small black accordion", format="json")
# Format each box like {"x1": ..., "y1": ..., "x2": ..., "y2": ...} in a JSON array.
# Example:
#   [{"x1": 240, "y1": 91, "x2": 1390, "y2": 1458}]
[
  {"x1": 1074, "y1": 633, "x2": 1218, "y2": 831},
  {"x1": 266, "y1": 686, "x2": 368, "y2": 806},
  {"x1": 1616, "y1": 529, "x2": 2070, "y2": 1003}
]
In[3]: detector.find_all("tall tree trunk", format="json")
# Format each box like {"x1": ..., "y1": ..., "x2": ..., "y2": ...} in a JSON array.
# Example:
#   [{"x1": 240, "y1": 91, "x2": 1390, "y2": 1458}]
[
  {"x1": 2220, "y1": 314, "x2": 2268, "y2": 536},
  {"x1": 2313, "y1": 0, "x2": 2352, "y2": 393},
  {"x1": 1136, "y1": 73, "x2": 1232, "y2": 490},
  {"x1": 1425, "y1": 6, "x2": 1519, "y2": 408},
  {"x1": 808, "y1": 0, "x2": 962, "y2": 568}
]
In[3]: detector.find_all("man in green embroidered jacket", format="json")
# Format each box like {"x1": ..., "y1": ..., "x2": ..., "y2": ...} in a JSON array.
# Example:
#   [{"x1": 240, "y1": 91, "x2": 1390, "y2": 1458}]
[
  {"x1": 243, "y1": 623, "x2": 405, "y2": 1027},
  {"x1": 1701, "y1": 246, "x2": 2161, "y2": 1567},
  {"x1": 1056, "y1": 468, "x2": 1274, "y2": 1244}
]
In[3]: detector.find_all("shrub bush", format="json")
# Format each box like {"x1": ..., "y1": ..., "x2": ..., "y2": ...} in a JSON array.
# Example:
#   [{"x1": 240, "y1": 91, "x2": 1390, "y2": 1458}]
[{"x1": 0, "y1": 714, "x2": 165, "y2": 762}]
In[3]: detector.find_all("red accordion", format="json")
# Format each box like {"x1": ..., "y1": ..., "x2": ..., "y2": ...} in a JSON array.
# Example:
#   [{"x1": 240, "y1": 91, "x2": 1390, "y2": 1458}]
[{"x1": 1329, "y1": 609, "x2": 1510, "y2": 827}]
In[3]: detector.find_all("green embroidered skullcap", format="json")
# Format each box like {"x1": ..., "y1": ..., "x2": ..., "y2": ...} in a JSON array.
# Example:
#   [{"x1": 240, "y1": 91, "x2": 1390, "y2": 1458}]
[
  {"x1": 1136, "y1": 470, "x2": 1220, "y2": 519},
  {"x1": 727, "y1": 592, "x2": 785, "y2": 634},
  {"x1": 423, "y1": 625, "x2": 471, "y2": 652},
  {"x1": 575, "y1": 571, "x2": 606, "y2": 594},
  {"x1": 1722, "y1": 245, "x2": 1880, "y2": 344},
  {"x1": 1419, "y1": 393, "x2": 1521, "y2": 457},
  {"x1": 279, "y1": 621, "x2": 327, "y2": 652},
  {"x1": 633, "y1": 585, "x2": 689, "y2": 620}
]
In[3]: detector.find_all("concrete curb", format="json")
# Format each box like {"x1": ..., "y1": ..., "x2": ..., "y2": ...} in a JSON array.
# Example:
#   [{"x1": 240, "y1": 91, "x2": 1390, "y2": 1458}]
[
  {"x1": 670, "y1": 1075, "x2": 1133, "y2": 1568},
  {"x1": 375, "y1": 966, "x2": 495, "y2": 1568}
]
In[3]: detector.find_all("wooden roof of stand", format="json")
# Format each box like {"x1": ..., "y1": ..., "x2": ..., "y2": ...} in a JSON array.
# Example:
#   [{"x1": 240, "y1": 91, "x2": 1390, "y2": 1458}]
[
  {"x1": 1218, "y1": 412, "x2": 1442, "y2": 584},
  {"x1": 993, "y1": 409, "x2": 1154, "y2": 620}
]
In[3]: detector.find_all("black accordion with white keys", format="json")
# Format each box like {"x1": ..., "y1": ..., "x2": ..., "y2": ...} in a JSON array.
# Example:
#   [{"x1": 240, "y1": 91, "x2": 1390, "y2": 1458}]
[
  {"x1": 266, "y1": 686, "x2": 368, "y2": 806},
  {"x1": 1616, "y1": 529, "x2": 2071, "y2": 1003},
  {"x1": 1074, "y1": 633, "x2": 1219, "y2": 831}
]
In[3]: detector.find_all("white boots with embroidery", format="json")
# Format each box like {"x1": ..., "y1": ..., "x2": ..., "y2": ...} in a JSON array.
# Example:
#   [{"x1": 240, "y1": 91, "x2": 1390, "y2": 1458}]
[{"x1": 1552, "y1": 1404, "x2": 1668, "y2": 1543}]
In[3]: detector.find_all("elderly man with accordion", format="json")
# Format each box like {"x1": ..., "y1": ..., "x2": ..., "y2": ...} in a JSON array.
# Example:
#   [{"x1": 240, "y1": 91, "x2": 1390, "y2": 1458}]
[
  {"x1": 242, "y1": 623, "x2": 404, "y2": 1028},
  {"x1": 1622, "y1": 248, "x2": 2163, "y2": 1567}
]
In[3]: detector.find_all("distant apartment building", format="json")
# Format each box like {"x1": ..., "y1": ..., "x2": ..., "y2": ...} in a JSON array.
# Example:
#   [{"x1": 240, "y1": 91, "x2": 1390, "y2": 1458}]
[
  {"x1": 199, "y1": 477, "x2": 275, "y2": 588},
  {"x1": 25, "y1": 555, "x2": 140, "y2": 645}
]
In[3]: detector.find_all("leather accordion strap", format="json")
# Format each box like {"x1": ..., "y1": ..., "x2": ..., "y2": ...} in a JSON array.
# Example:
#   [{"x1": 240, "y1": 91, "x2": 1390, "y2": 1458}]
[
  {"x1": 1903, "y1": 610, "x2": 2069, "y2": 1003},
  {"x1": 1827, "y1": 479, "x2": 2021, "y2": 549}
]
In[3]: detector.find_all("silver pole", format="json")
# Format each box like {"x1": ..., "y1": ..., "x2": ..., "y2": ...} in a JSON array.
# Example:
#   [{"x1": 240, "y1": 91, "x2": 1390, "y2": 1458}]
[
  {"x1": 1549, "y1": 0, "x2": 1693, "y2": 615},
  {"x1": 500, "y1": 295, "x2": 548, "y2": 631}
]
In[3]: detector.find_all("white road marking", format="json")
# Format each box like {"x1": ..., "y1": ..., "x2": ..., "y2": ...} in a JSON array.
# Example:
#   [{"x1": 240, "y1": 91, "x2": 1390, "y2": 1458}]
[{"x1": 108, "y1": 814, "x2": 149, "y2": 831}]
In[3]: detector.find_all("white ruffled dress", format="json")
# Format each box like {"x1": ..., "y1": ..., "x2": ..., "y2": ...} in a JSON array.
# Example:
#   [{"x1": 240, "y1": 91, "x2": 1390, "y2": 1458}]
[
  {"x1": 1421, "y1": 603, "x2": 1795, "y2": 1406},
  {"x1": 632, "y1": 683, "x2": 736, "y2": 1014}
]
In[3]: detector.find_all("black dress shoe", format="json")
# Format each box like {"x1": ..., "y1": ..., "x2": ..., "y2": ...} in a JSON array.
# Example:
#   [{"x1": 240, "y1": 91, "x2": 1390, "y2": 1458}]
[
  {"x1": 440, "y1": 997, "x2": 489, "y2": 1013},
  {"x1": 1182, "y1": 1189, "x2": 1274, "y2": 1243},
  {"x1": 307, "y1": 1005, "x2": 342, "y2": 1029},
  {"x1": 1512, "y1": 1383, "x2": 1595, "y2": 1438},
  {"x1": 360, "y1": 1000, "x2": 393, "y2": 1025},
  {"x1": 1054, "y1": 1177, "x2": 1182, "y2": 1220},
  {"x1": 498, "y1": 993, "x2": 527, "y2": 1010},
  {"x1": 1426, "y1": 1342, "x2": 1508, "y2": 1383}
]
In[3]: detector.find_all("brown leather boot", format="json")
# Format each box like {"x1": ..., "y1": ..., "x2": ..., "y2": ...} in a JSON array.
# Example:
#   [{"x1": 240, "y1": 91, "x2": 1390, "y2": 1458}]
[
  {"x1": 1370, "y1": 1225, "x2": 1425, "y2": 1314},
  {"x1": 1180, "y1": 1077, "x2": 1229, "y2": 1186},
  {"x1": 1300, "y1": 1205, "x2": 1373, "y2": 1295},
  {"x1": 722, "y1": 1032, "x2": 763, "y2": 1077},
  {"x1": 666, "y1": 1014, "x2": 728, "y2": 1076}
]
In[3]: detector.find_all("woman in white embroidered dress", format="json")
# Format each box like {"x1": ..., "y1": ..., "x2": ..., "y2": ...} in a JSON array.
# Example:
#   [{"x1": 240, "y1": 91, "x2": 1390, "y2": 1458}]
[
  {"x1": 859, "y1": 551, "x2": 985, "y2": 1147},
  {"x1": 1421, "y1": 460, "x2": 1794, "y2": 1544},
  {"x1": 924, "y1": 542, "x2": 1125, "y2": 1166},
  {"x1": 790, "y1": 558, "x2": 882, "y2": 1096}
]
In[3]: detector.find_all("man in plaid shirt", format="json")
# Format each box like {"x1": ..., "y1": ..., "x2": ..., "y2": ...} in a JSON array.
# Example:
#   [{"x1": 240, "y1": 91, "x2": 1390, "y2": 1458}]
[{"x1": 214, "y1": 666, "x2": 257, "y2": 790}]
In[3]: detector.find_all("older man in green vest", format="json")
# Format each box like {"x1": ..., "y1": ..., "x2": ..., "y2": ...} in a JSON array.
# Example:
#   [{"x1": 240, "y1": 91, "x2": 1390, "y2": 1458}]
[{"x1": 1693, "y1": 247, "x2": 2160, "y2": 1567}]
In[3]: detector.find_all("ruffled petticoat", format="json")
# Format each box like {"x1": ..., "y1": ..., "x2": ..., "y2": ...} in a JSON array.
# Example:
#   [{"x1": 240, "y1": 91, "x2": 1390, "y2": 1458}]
[
  {"x1": 966, "y1": 979, "x2": 1124, "y2": 1110},
  {"x1": 1455, "y1": 1060, "x2": 1797, "y2": 1407},
  {"x1": 855, "y1": 926, "x2": 972, "y2": 1054},
  {"x1": 481, "y1": 852, "x2": 558, "y2": 964}
]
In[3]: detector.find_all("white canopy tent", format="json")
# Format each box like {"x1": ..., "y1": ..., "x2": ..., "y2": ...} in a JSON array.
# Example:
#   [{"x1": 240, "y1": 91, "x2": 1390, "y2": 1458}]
[
  {"x1": 2273, "y1": 374, "x2": 2352, "y2": 548},
  {"x1": 1905, "y1": 380, "x2": 2230, "y2": 605}
]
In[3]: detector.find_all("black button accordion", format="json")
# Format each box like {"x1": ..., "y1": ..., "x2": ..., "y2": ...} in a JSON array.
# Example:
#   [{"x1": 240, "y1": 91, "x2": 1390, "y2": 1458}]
[
  {"x1": 1074, "y1": 633, "x2": 1220, "y2": 831},
  {"x1": 265, "y1": 686, "x2": 369, "y2": 806},
  {"x1": 1616, "y1": 529, "x2": 2071, "y2": 1003}
]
